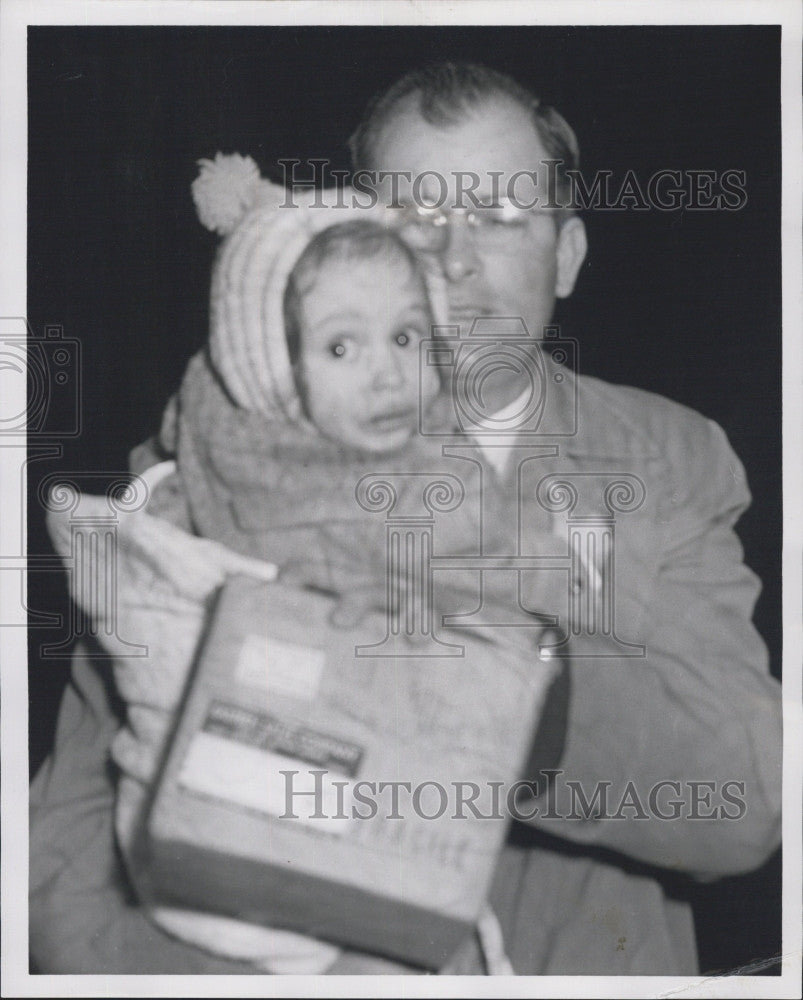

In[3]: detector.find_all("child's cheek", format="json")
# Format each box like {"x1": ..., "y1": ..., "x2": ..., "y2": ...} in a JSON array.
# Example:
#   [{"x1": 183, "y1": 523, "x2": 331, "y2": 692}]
[{"x1": 419, "y1": 365, "x2": 440, "y2": 407}]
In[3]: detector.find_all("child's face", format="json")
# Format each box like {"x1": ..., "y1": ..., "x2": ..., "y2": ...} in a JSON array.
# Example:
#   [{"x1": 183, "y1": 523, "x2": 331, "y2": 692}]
[{"x1": 297, "y1": 253, "x2": 440, "y2": 454}]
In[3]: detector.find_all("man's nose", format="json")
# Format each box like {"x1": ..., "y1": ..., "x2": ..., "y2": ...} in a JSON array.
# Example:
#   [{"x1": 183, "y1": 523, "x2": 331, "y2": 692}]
[{"x1": 440, "y1": 217, "x2": 480, "y2": 283}]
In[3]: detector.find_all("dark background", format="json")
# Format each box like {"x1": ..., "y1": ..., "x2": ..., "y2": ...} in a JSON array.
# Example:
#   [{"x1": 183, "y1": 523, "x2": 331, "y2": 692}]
[{"x1": 27, "y1": 25, "x2": 782, "y2": 976}]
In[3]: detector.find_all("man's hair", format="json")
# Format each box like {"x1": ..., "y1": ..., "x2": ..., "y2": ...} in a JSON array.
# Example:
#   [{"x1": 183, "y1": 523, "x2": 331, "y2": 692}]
[
  {"x1": 348, "y1": 61, "x2": 580, "y2": 207},
  {"x1": 283, "y1": 219, "x2": 428, "y2": 370}
]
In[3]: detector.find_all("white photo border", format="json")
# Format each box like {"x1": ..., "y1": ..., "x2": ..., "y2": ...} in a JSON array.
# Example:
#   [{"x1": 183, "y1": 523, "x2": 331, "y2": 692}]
[{"x1": 2, "y1": 1, "x2": 800, "y2": 997}]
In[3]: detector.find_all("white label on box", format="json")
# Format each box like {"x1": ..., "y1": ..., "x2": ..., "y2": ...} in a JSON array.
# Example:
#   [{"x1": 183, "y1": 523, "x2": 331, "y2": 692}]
[
  {"x1": 236, "y1": 632, "x2": 325, "y2": 701},
  {"x1": 178, "y1": 730, "x2": 354, "y2": 834}
]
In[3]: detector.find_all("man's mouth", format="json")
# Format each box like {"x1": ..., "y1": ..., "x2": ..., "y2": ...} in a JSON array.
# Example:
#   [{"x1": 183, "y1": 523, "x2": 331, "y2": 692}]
[{"x1": 448, "y1": 303, "x2": 492, "y2": 325}]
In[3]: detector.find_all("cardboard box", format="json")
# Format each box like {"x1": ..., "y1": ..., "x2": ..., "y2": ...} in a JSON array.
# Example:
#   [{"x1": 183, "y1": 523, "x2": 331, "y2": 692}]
[{"x1": 142, "y1": 574, "x2": 555, "y2": 968}]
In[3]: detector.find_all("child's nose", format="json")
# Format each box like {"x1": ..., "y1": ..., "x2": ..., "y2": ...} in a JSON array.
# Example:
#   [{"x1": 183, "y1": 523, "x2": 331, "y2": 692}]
[{"x1": 370, "y1": 347, "x2": 407, "y2": 391}]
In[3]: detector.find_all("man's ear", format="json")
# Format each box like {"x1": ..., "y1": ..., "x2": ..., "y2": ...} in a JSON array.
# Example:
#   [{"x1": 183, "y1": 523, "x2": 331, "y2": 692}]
[{"x1": 555, "y1": 216, "x2": 587, "y2": 298}]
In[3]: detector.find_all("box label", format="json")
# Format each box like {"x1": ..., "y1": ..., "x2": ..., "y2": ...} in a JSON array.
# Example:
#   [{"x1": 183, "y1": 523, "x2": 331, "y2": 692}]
[
  {"x1": 176, "y1": 703, "x2": 364, "y2": 833},
  {"x1": 235, "y1": 632, "x2": 325, "y2": 701},
  {"x1": 201, "y1": 701, "x2": 363, "y2": 775}
]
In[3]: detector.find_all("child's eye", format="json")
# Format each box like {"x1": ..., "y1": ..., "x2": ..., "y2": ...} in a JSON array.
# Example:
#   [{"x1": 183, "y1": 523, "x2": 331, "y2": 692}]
[
  {"x1": 328, "y1": 339, "x2": 352, "y2": 359},
  {"x1": 394, "y1": 327, "x2": 422, "y2": 348}
]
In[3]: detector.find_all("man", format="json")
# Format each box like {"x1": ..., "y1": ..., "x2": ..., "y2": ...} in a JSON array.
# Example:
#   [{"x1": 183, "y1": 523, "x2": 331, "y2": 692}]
[
  {"x1": 29, "y1": 61, "x2": 781, "y2": 975},
  {"x1": 347, "y1": 61, "x2": 782, "y2": 973}
]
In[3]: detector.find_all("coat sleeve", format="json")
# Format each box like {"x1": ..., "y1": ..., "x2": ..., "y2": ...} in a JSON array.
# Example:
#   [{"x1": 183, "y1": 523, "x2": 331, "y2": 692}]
[
  {"x1": 523, "y1": 417, "x2": 782, "y2": 879},
  {"x1": 29, "y1": 643, "x2": 266, "y2": 974},
  {"x1": 29, "y1": 645, "x2": 443, "y2": 974}
]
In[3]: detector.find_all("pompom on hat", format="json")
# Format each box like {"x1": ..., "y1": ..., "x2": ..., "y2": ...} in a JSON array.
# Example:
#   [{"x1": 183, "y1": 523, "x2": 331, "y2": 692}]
[
  {"x1": 193, "y1": 153, "x2": 264, "y2": 236},
  {"x1": 192, "y1": 153, "x2": 448, "y2": 422}
]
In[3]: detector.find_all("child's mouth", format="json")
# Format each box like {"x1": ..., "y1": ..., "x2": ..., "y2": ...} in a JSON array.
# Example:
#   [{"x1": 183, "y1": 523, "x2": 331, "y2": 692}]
[{"x1": 369, "y1": 407, "x2": 414, "y2": 432}]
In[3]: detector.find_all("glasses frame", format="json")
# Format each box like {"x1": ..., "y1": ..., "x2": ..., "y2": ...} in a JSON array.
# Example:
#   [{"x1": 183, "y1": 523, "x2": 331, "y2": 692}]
[{"x1": 393, "y1": 196, "x2": 560, "y2": 252}]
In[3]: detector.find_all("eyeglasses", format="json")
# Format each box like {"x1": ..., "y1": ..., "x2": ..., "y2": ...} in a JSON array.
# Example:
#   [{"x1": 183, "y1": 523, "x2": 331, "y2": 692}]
[{"x1": 393, "y1": 198, "x2": 554, "y2": 253}]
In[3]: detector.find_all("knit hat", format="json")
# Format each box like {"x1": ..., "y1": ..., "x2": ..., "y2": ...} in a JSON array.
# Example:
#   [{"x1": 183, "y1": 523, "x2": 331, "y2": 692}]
[{"x1": 192, "y1": 153, "x2": 447, "y2": 422}]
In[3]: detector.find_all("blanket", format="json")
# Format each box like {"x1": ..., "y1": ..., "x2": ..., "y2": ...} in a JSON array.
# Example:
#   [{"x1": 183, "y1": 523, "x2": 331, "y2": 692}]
[
  {"x1": 151, "y1": 349, "x2": 566, "y2": 625},
  {"x1": 46, "y1": 461, "x2": 560, "y2": 973}
]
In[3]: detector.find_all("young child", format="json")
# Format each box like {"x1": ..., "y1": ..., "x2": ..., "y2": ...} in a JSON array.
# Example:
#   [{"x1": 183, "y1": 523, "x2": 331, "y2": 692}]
[
  {"x1": 146, "y1": 160, "x2": 504, "y2": 626},
  {"x1": 88, "y1": 155, "x2": 562, "y2": 974},
  {"x1": 154, "y1": 217, "x2": 454, "y2": 611}
]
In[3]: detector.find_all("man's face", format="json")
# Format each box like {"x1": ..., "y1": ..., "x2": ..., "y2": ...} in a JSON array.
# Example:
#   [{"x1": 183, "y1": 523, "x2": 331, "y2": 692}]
[{"x1": 368, "y1": 96, "x2": 585, "y2": 338}]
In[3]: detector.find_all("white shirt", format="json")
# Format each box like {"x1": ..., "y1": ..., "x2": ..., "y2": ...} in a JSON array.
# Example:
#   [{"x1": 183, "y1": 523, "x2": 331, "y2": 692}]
[
  {"x1": 472, "y1": 389, "x2": 601, "y2": 593},
  {"x1": 471, "y1": 388, "x2": 533, "y2": 478}
]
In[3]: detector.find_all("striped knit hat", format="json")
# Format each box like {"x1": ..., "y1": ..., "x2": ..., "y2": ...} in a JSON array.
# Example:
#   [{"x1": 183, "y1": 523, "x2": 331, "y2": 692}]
[{"x1": 192, "y1": 153, "x2": 447, "y2": 422}]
